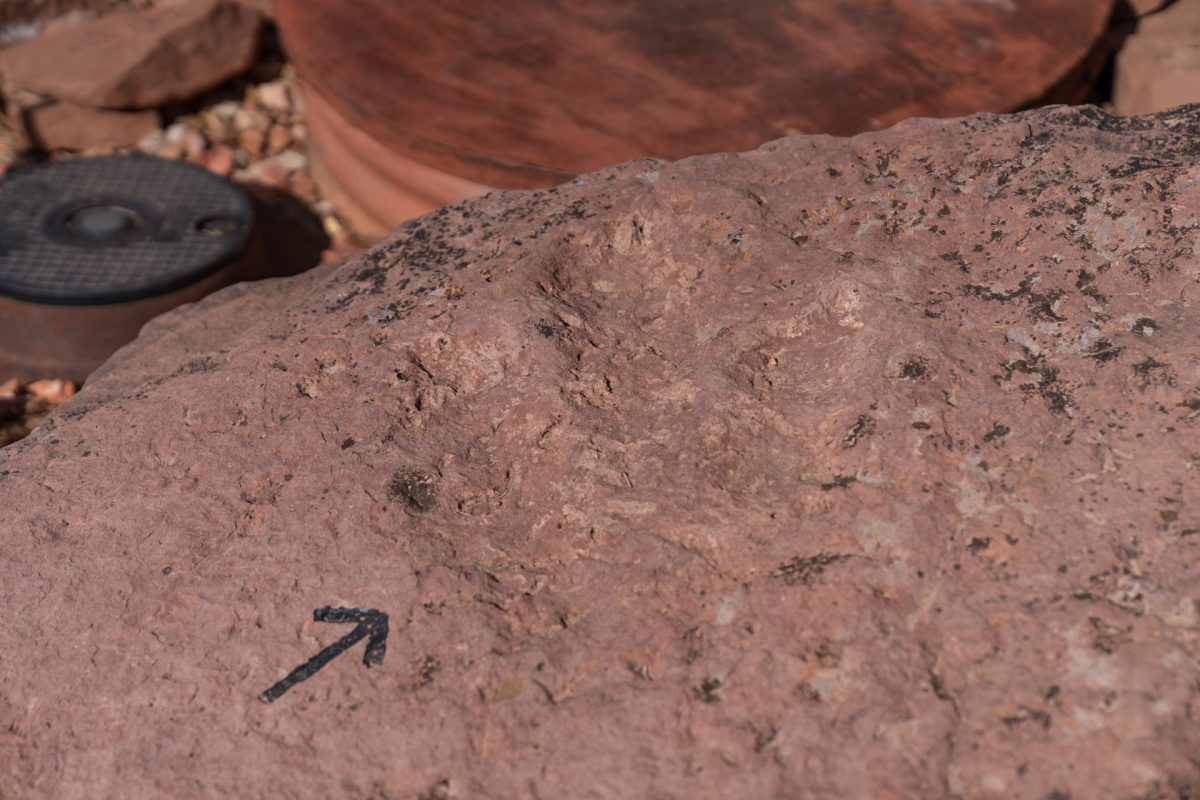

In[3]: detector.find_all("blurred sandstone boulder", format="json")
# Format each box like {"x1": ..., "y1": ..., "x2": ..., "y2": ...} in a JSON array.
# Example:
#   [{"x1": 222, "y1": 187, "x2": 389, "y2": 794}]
[
  {"x1": 24, "y1": 99, "x2": 159, "y2": 149},
  {"x1": 0, "y1": 0, "x2": 263, "y2": 109},
  {"x1": 1113, "y1": 0, "x2": 1200, "y2": 115}
]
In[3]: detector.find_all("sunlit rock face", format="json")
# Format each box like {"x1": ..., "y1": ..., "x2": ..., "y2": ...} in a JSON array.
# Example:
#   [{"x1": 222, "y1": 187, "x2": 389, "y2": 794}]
[{"x1": 2, "y1": 105, "x2": 1199, "y2": 799}]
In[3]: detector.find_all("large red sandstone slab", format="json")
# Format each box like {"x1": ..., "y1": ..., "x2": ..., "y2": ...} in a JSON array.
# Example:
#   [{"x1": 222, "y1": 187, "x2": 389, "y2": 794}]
[{"x1": 2, "y1": 106, "x2": 1200, "y2": 799}]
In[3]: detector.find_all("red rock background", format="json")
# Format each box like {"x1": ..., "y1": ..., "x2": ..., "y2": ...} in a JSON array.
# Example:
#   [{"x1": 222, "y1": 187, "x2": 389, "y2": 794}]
[{"x1": 0, "y1": 104, "x2": 1198, "y2": 798}]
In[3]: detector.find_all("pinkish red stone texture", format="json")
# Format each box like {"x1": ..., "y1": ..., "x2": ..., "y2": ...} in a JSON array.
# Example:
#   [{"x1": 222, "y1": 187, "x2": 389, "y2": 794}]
[
  {"x1": 2, "y1": 105, "x2": 1200, "y2": 799},
  {"x1": 0, "y1": 0, "x2": 263, "y2": 109},
  {"x1": 24, "y1": 100, "x2": 160, "y2": 150}
]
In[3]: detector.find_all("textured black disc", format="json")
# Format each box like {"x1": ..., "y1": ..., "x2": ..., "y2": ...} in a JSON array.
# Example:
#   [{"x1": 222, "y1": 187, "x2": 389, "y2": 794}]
[{"x1": 0, "y1": 155, "x2": 253, "y2": 305}]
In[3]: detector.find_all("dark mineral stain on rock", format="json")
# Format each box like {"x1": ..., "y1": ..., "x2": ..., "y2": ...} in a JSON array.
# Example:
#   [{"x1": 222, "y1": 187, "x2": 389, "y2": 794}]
[
  {"x1": 900, "y1": 356, "x2": 929, "y2": 380},
  {"x1": 389, "y1": 468, "x2": 437, "y2": 511},
  {"x1": 983, "y1": 422, "x2": 1011, "y2": 442},
  {"x1": 772, "y1": 552, "x2": 851, "y2": 585}
]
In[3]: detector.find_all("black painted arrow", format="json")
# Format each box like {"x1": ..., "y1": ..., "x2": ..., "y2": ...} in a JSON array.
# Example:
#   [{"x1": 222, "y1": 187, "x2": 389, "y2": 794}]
[{"x1": 261, "y1": 606, "x2": 389, "y2": 703}]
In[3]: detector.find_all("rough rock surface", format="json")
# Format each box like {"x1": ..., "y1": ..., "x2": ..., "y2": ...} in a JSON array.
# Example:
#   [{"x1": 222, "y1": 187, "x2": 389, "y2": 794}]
[
  {"x1": 2, "y1": 105, "x2": 1200, "y2": 799},
  {"x1": 0, "y1": 0, "x2": 263, "y2": 109}
]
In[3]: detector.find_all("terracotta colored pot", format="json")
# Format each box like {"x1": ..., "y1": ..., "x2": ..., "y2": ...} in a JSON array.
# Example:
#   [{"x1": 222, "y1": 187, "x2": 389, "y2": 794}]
[{"x1": 277, "y1": 0, "x2": 1117, "y2": 236}]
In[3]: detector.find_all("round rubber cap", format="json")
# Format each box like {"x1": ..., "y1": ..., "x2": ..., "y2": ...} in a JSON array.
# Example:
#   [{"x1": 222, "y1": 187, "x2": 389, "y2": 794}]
[{"x1": 0, "y1": 155, "x2": 253, "y2": 305}]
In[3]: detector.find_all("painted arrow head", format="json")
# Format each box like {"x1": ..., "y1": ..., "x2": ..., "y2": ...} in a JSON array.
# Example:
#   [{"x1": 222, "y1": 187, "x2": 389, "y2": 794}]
[{"x1": 261, "y1": 606, "x2": 390, "y2": 703}]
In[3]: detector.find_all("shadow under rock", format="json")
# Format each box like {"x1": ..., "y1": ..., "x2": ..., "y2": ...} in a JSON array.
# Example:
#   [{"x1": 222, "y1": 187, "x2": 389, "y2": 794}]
[{"x1": 239, "y1": 182, "x2": 331, "y2": 282}]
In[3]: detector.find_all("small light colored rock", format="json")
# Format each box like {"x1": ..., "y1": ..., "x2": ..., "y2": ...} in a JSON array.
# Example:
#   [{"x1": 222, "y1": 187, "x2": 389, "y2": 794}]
[
  {"x1": 156, "y1": 141, "x2": 184, "y2": 160},
  {"x1": 270, "y1": 148, "x2": 306, "y2": 173},
  {"x1": 209, "y1": 100, "x2": 242, "y2": 121},
  {"x1": 203, "y1": 143, "x2": 235, "y2": 176},
  {"x1": 163, "y1": 121, "x2": 207, "y2": 159},
  {"x1": 199, "y1": 109, "x2": 232, "y2": 143},
  {"x1": 26, "y1": 379, "x2": 75, "y2": 404},
  {"x1": 198, "y1": 104, "x2": 237, "y2": 143},
  {"x1": 0, "y1": 121, "x2": 23, "y2": 166},
  {"x1": 237, "y1": 148, "x2": 307, "y2": 186},
  {"x1": 254, "y1": 81, "x2": 290, "y2": 114},
  {"x1": 265, "y1": 122, "x2": 291, "y2": 154},
  {"x1": 232, "y1": 106, "x2": 270, "y2": 134},
  {"x1": 237, "y1": 127, "x2": 264, "y2": 156},
  {"x1": 79, "y1": 145, "x2": 117, "y2": 157},
  {"x1": 238, "y1": 161, "x2": 284, "y2": 187},
  {"x1": 135, "y1": 128, "x2": 165, "y2": 153},
  {"x1": 320, "y1": 212, "x2": 344, "y2": 239}
]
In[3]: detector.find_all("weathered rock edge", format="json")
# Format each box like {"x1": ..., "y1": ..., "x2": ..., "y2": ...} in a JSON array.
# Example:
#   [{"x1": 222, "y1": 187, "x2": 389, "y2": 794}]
[{"x1": 2, "y1": 104, "x2": 1199, "y2": 799}]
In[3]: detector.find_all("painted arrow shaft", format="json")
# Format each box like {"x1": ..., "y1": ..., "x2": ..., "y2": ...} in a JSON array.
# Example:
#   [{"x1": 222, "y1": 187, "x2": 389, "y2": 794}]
[{"x1": 261, "y1": 607, "x2": 390, "y2": 703}]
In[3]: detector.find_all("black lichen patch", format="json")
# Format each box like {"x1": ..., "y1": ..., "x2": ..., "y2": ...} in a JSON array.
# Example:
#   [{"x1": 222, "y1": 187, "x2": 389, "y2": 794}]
[
  {"x1": 412, "y1": 655, "x2": 442, "y2": 689},
  {"x1": 965, "y1": 276, "x2": 1034, "y2": 303},
  {"x1": 534, "y1": 318, "x2": 565, "y2": 338},
  {"x1": 1084, "y1": 339, "x2": 1124, "y2": 365},
  {"x1": 1132, "y1": 357, "x2": 1170, "y2": 387},
  {"x1": 843, "y1": 414, "x2": 875, "y2": 448},
  {"x1": 964, "y1": 275, "x2": 1066, "y2": 322},
  {"x1": 169, "y1": 355, "x2": 222, "y2": 378},
  {"x1": 389, "y1": 468, "x2": 438, "y2": 512},
  {"x1": 1131, "y1": 317, "x2": 1158, "y2": 336},
  {"x1": 820, "y1": 475, "x2": 857, "y2": 491},
  {"x1": 328, "y1": 207, "x2": 475, "y2": 312},
  {"x1": 900, "y1": 357, "x2": 930, "y2": 380},
  {"x1": 1027, "y1": 287, "x2": 1067, "y2": 322},
  {"x1": 997, "y1": 355, "x2": 1074, "y2": 415},
  {"x1": 694, "y1": 676, "x2": 724, "y2": 703},
  {"x1": 772, "y1": 552, "x2": 850, "y2": 586},
  {"x1": 983, "y1": 422, "x2": 1011, "y2": 443},
  {"x1": 1000, "y1": 704, "x2": 1051, "y2": 729},
  {"x1": 940, "y1": 251, "x2": 969, "y2": 273},
  {"x1": 1075, "y1": 269, "x2": 1106, "y2": 302}
]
